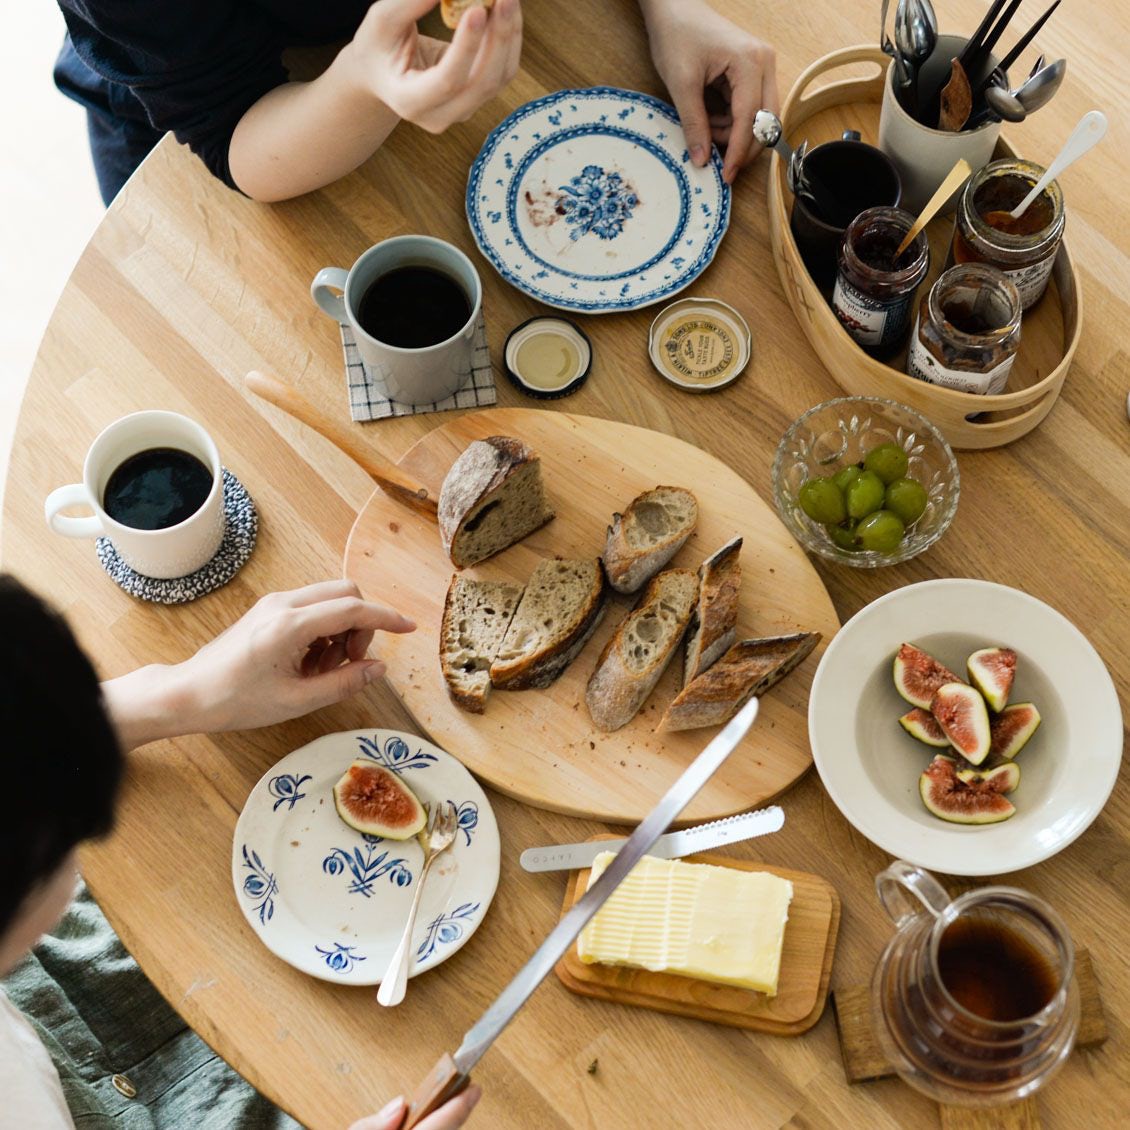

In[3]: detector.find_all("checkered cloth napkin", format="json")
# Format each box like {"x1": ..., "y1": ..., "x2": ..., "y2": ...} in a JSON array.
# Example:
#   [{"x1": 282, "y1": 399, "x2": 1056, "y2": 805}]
[{"x1": 340, "y1": 311, "x2": 496, "y2": 421}]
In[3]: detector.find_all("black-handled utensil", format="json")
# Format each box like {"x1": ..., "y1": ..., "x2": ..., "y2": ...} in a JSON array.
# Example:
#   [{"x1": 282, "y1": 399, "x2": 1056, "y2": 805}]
[
  {"x1": 955, "y1": 0, "x2": 1009, "y2": 71},
  {"x1": 974, "y1": 0, "x2": 1027, "y2": 72},
  {"x1": 977, "y1": 0, "x2": 1063, "y2": 93}
]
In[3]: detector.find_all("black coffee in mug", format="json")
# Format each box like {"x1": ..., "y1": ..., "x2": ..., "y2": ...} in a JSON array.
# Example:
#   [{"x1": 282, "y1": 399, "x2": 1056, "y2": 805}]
[
  {"x1": 356, "y1": 265, "x2": 471, "y2": 349},
  {"x1": 103, "y1": 447, "x2": 213, "y2": 530}
]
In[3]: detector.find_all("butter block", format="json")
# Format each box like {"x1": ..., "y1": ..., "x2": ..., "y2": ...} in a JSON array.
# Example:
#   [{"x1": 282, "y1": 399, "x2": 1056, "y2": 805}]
[{"x1": 576, "y1": 852, "x2": 793, "y2": 995}]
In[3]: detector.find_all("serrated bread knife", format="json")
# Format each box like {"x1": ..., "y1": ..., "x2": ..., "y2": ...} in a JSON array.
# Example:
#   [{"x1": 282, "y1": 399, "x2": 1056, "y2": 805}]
[
  {"x1": 519, "y1": 805, "x2": 785, "y2": 872},
  {"x1": 398, "y1": 697, "x2": 760, "y2": 1128}
]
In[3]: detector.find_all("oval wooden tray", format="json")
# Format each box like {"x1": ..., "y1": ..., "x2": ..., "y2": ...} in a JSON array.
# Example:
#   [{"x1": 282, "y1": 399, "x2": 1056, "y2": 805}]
[
  {"x1": 343, "y1": 408, "x2": 840, "y2": 825},
  {"x1": 768, "y1": 45, "x2": 1083, "y2": 450}
]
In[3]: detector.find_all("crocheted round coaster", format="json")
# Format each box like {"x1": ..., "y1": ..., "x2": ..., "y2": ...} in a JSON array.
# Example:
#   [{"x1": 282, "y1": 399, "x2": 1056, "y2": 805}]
[{"x1": 95, "y1": 469, "x2": 257, "y2": 604}]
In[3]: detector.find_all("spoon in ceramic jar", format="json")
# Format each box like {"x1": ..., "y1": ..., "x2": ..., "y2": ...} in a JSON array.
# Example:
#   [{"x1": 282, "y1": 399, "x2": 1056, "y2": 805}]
[
  {"x1": 1014, "y1": 57, "x2": 1067, "y2": 114},
  {"x1": 894, "y1": 0, "x2": 938, "y2": 118}
]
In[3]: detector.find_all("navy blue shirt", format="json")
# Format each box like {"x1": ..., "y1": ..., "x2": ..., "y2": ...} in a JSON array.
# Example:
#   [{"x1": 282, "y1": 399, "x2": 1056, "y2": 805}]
[{"x1": 55, "y1": 1, "x2": 372, "y2": 193}]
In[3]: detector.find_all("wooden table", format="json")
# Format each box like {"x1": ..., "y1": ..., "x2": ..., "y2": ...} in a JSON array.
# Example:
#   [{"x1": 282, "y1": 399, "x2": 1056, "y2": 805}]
[{"x1": 4, "y1": 2, "x2": 1128, "y2": 1126}]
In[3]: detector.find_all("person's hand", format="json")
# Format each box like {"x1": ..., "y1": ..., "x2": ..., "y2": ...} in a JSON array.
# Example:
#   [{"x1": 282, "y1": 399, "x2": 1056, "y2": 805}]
[
  {"x1": 640, "y1": 0, "x2": 778, "y2": 184},
  {"x1": 349, "y1": 1086, "x2": 482, "y2": 1130},
  {"x1": 349, "y1": 0, "x2": 522, "y2": 133}
]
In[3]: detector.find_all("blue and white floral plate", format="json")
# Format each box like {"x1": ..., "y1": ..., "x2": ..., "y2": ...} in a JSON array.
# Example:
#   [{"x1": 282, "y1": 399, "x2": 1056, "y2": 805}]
[
  {"x1": 467, "y1": 87, "x2": 730, "y2": 313},
  {"x1": 232, "y1": 730, "x2": 500, "y2": 985}
]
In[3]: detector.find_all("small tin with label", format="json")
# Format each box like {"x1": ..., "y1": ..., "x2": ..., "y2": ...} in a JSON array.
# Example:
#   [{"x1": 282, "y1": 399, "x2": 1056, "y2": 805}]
[
  {"x1": 504, "y1": 316, "x2": 592, "y2": 399},
  {"x1": 647, "y1": 298, "x2": 751, "y2": 392}
]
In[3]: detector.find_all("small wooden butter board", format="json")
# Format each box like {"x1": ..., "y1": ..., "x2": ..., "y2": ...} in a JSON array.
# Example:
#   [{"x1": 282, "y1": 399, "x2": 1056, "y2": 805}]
[{"x1": 553, "y1": 838, "x2": 840, "y2": 1035}]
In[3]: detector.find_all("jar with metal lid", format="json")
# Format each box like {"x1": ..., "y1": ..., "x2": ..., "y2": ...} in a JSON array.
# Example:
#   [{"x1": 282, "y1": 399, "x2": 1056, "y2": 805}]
[
  {"x1": 949, "y1": 158, "x2": 1065, "y2": 310},
  {"x1": 908, "y1": 263, "x2": 1022, "y2": 395},
  {"x1": 833, "y1": 207, "x2": 930, "y2": 359}
]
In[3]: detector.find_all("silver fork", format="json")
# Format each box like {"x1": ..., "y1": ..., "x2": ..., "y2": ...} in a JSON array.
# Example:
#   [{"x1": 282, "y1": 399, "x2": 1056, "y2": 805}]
[{"x1": 377, "y1": 802, "x2": 459, "y2": 1007}]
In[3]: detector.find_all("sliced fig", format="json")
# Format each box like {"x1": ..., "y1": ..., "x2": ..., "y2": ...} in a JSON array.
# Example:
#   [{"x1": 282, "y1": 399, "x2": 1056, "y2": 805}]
[
  {"x1": 332, "y1": 760, "x2": 426, "y2": 840},
  {"x1": 989, "y1": 703, "x2": 1041, "y2": 760},
  {"x1": 919, "y1": 755, "x2": 1016, "y2": 824},
  {"x1": 957, "y1": 761, "x2": 1020, "y2": 794},
  {"x1": 931, "y1": 682, "x2": 991, "y2": 766},
  {"x1": 967, "y1": 647, "x2": 1017, "y2": 712},
  {"x1": 893, "y1": 643, "x2": 961, "y2": 710},
  {"x1": 899, "y1": 707, "x2": 951, "y2": 748}
]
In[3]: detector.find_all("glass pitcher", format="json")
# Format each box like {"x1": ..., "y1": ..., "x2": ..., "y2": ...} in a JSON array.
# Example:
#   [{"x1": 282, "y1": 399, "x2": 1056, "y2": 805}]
[{"x1": 871, "y1": 860, "x2": 1079, "y2": 1107}]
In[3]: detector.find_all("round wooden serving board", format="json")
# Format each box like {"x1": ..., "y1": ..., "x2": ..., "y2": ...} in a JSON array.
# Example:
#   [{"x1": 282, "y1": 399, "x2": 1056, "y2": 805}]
[{"x1": 344, "y1": 408, "x2": 840, "y2": 824}]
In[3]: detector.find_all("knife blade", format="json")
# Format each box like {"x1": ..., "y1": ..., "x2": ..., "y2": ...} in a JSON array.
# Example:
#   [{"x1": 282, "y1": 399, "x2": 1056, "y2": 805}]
[
  {"x1": 519, "y1": 805, "x2": 785, "y2": 872},
  {"x1": 400, "y1": 697, "x2": 760, "y2": 1128}
]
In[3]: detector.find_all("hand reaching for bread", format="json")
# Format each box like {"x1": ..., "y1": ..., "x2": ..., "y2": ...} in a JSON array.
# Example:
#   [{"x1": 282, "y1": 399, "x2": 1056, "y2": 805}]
[
  {"x1": 639, "y1": 0, "x2": 778, "y2": 184},
  {"x1": 351, "y1": 0, "x2": 522, "y2": 135}
]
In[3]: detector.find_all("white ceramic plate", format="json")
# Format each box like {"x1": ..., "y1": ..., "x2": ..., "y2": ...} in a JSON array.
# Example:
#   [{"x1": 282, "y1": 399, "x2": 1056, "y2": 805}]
[
  {"x1": 466, "y1": 87, "x2": 730, "y2": 312},
  {"x1": 232, "y1": 730, "x2": 500, "y2": 984},
  {"x1": 809, "y1": 580, "x2": 1122, "y2": 876}
]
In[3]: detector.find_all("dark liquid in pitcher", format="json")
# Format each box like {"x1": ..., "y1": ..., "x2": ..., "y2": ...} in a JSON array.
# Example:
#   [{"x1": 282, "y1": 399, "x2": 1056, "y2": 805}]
[
  {"x1": 103, "y1": 448, "x2": 213, "y2": 530},
  {"x1": 937, "y1": 917, "x2": 1059, "y2": 1022},
  {"x1": 356, "y1": 266, "x2": 471, "y2": 349}
]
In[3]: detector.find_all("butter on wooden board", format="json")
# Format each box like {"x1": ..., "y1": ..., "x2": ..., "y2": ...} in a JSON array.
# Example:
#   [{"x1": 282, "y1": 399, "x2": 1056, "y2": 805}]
[{"x1": 576, "y1": 851, "x2": 793, "y2": 995}]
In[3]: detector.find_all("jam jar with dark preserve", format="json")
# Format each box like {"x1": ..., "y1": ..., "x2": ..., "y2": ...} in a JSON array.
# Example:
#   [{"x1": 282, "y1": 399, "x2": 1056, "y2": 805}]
[
  {"x1": 833, "y1": 207, "x2": 929, "y2": 359},
  {"x1": 949, "y1": 158, "x2": 1065, "y2": 310}
]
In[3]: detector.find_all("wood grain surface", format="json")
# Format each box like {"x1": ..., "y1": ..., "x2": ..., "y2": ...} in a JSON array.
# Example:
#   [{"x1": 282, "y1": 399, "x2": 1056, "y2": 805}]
[
  {"x1": 2, "y1": 2, "x2": 1129, "y2": 1128},
  {"x1": 344, "y1": 406, "x2": 838, "y2": 823}
]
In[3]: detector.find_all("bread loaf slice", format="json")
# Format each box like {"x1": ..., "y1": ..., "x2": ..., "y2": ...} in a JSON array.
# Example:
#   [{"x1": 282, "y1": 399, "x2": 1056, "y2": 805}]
[
  {"x1": 439, "y1": 436, "x2": 555, "y2": 568},
  {"x1": 439, "y1": 575, "x2": 524, "y2": 713},
  {"x1": 683, "y1": 537, "x2": 742, "y2": 686},
  {"x1": 490, "y1": 558, "x2": 607, "y2": 690},
  {"x1": 659, "y1": 632, "x2": 821, "y2": 732},
  {"x1": 441, "y1": 0, "x2": 494, "y2": 29},
  {"x1": 603, "y1": 486, "x2": 699, "y2": 594},
  {"x1": 586, "y1": 569, "x2": 698, "y2": 732}
]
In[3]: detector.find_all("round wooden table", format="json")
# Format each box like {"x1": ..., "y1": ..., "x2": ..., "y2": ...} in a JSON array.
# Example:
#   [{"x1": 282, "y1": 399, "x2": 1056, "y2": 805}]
[{"x1": 4, "y1": 3, "x2": 1128, "y2": 1127}]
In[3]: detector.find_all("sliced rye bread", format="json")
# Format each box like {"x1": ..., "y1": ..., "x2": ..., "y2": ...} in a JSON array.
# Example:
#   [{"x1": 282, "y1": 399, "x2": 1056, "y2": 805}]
[
  {"x1": 490, "y1": 558, "x2": 607, "y2": 690},
  {"x1": 439, "y1": 436, "x2": 555, "y2": 568},
  {"x1": 658, "y1": 632, "x2": 821, "y2": 732},
  {"x1": 602, "y1": 486, "x2": 698, "y2": 594},
  {"x1": 441, "y1": 0, "x2": 493, "y2": 29},
  {"x1": 439, "y1": 575, "x2": 524, "y2": 713},
  {"x1": 683, "y1": 536, "x2": 742, "y2": 686},
  {"x1": 586, "y1": 569, "x2": 698, "y2": 732}
]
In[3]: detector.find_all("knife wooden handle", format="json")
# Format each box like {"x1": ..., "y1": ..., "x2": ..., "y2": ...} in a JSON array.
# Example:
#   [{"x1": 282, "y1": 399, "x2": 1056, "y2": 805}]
[
  {"x1": 401, "y1": 1054, "x2": 469, "y2": 1128},
  {"x1": 245, "y1": 370, "x2": 439, "y2": 522}
]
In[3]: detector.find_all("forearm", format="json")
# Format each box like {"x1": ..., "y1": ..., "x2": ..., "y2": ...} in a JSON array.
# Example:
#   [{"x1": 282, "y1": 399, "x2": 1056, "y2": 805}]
[
  {"x1": 101, "y1": 664, "x2": 204, "y2": 751},
  {"x1": 228, "y1": 41, "x2": 401, "y2": 202}
]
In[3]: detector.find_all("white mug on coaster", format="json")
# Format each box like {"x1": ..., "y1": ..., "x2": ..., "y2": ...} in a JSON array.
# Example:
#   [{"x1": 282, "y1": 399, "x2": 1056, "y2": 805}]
[
  {"x1": 311, "y1": 235, "x2": 483, "y2": 407},
  {"x1": 44, "y1": 411, "x2": 225, "y2": 580}
]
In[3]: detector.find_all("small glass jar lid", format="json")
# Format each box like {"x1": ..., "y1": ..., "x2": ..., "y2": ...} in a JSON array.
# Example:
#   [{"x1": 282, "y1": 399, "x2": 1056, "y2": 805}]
[
  {"x1": 647, "y1": 297, "x2": 752, "y2": 392},
  {"x1": 503, "y1": 316, "x2": 592, "y2": 399}
]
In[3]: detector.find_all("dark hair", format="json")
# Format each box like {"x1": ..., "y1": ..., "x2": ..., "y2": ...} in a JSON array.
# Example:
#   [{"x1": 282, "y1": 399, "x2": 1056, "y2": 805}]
[{"x1": 0, "y1": 575, "x2": 123, "y2": 934}]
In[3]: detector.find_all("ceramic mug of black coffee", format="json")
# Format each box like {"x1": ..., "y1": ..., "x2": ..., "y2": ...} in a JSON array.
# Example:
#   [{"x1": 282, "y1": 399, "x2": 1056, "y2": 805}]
[{"x1": 790, "y1": 132, "x2": 902, "y2": 289}]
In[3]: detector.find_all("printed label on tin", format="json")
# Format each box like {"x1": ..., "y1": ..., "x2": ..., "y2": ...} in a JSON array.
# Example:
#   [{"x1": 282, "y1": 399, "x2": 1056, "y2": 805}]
[
  {"x1": 907, "y1": 317, "x2": 1015, "y2": 395},
  {"x1": 660, "y1": 318, "x2": 736, "y2": 383},
  {"x1": 832, "y1": 277, "x2": 912, "y2": 350}
]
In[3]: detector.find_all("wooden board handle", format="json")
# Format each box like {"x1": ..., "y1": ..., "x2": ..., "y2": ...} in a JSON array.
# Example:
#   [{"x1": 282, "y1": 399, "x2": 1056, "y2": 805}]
[
  {"x1": 245, "y1": 370, "x2": 439, "y2": 522},
  {"x1": 401, "y1": 1054, "x2": 470, "y2": 1128}
]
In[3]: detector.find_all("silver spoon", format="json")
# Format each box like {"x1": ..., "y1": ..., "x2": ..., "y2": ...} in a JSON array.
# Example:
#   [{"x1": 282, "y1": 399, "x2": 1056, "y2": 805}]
[
  {"x1": 895, "y1": 0, "x2": 938, "y2": 117},
  {"x1": 880, "y1": 0, "x2": 911, "y2": 94},
  {"x1": 1014, "y1": 58, "x2": 1067, "y2": 114},
  {"x1": 985, "y1": 83, "x2": 1027, "y2": 122}
]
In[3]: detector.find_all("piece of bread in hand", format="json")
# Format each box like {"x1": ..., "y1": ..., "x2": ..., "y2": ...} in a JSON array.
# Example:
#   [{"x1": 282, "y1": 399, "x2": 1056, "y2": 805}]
[
  {"x1": 439, "y1": 436, "x2": 555, "y2": 568},
  {"x1": 586, "y1": 568, "x2": 698, "y2": 732},
  {"x1": 658, "y1": 632, "x2": 821, "y2": 732},
  {"x1": 442, "y1": 0, "x2": 494, "y2": 29},
  {"x1": 490, "y1": 558, "x2": 607, "y2": 690},
  {"x1": 603, "y1": 486, "x2": 698, "y2": 594},
  {"x1": 683, "y1": 537, "x2": 742, "y2": 686},
  {"x1": 440, "y1": 575, "x2": 524, "y2": 713}
]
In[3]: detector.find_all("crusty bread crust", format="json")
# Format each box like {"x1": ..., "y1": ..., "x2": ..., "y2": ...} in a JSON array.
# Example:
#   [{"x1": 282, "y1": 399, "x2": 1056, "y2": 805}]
[
  {"x1": 439, "y1": 574, "x2": 523, "y2": 713},
  {"x1": 586, "y1": 569, "x2": 698, "y2": 731},
  {"x1": 659, "y1": 632, "x2": 821, "y2": 732},
  {"x1": 603, "y1": 486, "x2": 698, "y2": 594},
  {"x1": 490, "y1": 558, "x2": 608, "y2": 690},
  {"x1": 441, "y1": 0, "x2": 494, "y2": 29},
  {"x1": 683, "y1": 536, "x2": 742, "y2": 686}
]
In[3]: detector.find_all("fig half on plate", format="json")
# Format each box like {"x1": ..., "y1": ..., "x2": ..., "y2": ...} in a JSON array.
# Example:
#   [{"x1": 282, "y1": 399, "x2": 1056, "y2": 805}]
[{"x1": 333, "y1": 760, "x2": 427, "y2": 840}]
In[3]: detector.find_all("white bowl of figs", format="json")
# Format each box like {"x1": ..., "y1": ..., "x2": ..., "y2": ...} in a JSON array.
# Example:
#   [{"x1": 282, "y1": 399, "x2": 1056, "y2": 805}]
[{"x1": 808, "y1": 579, "x2": 1123, "y2": 876}]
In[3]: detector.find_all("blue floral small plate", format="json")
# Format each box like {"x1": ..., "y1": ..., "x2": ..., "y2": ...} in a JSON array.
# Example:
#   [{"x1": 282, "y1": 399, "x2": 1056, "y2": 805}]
[
  {"x1": 467, "y1": 86, "x2": 731, "y2": 313},
  {"x1": 232, "y1": 730, "x2": 500, "y2": 985}
]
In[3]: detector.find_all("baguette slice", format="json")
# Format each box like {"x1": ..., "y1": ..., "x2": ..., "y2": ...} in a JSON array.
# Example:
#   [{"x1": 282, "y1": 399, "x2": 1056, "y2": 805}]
[
  {"x1": 439, "y1": 436, "x2": 555, "y2": 568},
  {"x1": 683, "y1": 536, "x2": 742, "y2": 686},
  {"x1": 490, "y1": 558, "x2": 607, "y2": 690},
  {"x1": 441, "y1": 0, "x2": 494, "y2": 28},
  {"x1": 586, "y1": 569, "x2": 698, "y2": 732},
  {"x1": 440, "y1": 575, "x2": 524, "y2": 713},
  {"x1": 659, "y1": 632, "x2": 821, "y2": 732},
  {"x1": 603, "y1": 487, "x2": 698, "y2": 594}
]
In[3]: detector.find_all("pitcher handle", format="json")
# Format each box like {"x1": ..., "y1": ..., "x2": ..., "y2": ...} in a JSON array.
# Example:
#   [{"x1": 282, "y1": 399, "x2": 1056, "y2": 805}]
[{"x1": 876, "y1": 860, "x2": 951, "y2": 927}]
